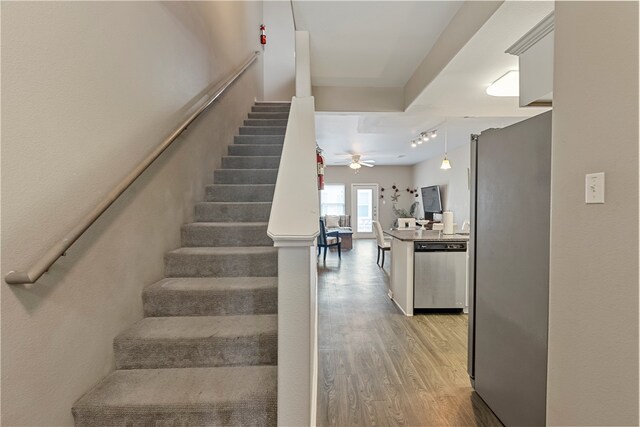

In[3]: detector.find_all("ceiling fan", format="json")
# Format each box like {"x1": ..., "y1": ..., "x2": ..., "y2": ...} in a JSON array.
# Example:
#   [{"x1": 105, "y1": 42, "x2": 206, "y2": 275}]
[{"x1": 346, "y1": 154, "x2": 375, "y2": 170}]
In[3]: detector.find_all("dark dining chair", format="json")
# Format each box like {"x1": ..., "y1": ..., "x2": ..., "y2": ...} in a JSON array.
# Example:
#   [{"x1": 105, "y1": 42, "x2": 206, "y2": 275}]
[{"x1": 317, "y1": 219, "x2": 341, "y2": 262}]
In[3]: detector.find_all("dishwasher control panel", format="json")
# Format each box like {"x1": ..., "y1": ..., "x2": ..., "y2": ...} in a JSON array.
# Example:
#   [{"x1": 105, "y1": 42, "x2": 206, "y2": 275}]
[{"x1": 414, "y1": 241, "x2": 467, "y2": 252}]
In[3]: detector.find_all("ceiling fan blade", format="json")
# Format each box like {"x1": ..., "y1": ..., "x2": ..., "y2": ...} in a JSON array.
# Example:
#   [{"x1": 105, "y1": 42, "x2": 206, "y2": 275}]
[{"x1": 360, "y1": 162, "x2": 375, "y2": 167}]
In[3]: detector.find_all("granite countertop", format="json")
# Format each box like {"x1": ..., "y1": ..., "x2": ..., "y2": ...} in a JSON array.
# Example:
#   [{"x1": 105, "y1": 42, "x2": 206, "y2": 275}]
[{"x1": 383, "y1": 229, "x2": 470, "y2": 242}]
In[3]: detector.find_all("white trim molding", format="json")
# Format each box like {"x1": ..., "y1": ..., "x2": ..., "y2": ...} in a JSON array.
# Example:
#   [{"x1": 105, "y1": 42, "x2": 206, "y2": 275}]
[{"x1": 506, "y1": 12, "x2": 555, "y2": 56}]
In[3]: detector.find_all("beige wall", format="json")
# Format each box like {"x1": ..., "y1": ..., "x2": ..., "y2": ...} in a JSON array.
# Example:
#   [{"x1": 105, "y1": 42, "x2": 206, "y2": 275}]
[
  {"x1": 263, "y1": 1, "x2": 295, "y2": 101},
  {"x1": 1, "y1": 2, "x2": 263, "y2": 425},
  {"x1": 324, "y1": 166, "x2": 414, "y2": 231},
  {"x1": 412, "y1": 144, "x2": 470, "y2": 229},
  {"x1": 547, "y1": 2, "x2": 639, "y2": 425},
  {"x1": 314, "y1": 86, "x2": 404, "y2": 112}
]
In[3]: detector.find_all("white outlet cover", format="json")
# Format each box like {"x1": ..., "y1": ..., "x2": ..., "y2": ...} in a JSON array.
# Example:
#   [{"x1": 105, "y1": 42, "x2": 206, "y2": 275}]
[{"x1": 585, "y1": 172, "x2": 605, "y2": 204}]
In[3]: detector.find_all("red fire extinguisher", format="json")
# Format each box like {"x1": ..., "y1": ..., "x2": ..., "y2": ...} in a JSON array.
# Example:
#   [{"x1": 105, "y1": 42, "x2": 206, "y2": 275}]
[
  {"x1": 260, "y1": 25, "x2": 267, "y2": 45},
  {"x1": 316, "y1": 147, "x2": 325, "y2": 191}
]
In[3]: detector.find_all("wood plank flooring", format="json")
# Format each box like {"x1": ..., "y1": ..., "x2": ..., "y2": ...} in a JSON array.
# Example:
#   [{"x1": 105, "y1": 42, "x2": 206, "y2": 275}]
[{"x1": 317, "y1": 240, "x2": 502, "y2": 427}]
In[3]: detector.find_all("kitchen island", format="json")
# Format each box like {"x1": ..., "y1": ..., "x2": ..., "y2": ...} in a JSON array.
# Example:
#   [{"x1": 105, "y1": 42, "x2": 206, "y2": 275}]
[{"x1": 383, "y1": 229, "x2": 469, "y2": 316}]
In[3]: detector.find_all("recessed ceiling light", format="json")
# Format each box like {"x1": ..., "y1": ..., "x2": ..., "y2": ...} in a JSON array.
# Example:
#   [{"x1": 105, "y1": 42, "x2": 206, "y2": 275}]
[{"x1": 486, "y1": 70, "x2": 519, "y2": 97}]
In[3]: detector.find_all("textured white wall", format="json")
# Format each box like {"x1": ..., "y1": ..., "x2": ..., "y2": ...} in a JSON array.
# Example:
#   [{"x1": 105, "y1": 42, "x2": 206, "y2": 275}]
[
  {"x1": 263, "y1": 1, "x2": 295, "y2": 101},
  {"x1": 323, "y1": 166, "x2": 414, "y2": 231},
  {"x1": 546, "y1": 2, "x2": 639, "y2": 425},
  {"x1": 412, "y1": 144, "x2": 471, "y2": 229},
  {"x1": 1, "y1": 2, "x2": 263, "y2": 425}
]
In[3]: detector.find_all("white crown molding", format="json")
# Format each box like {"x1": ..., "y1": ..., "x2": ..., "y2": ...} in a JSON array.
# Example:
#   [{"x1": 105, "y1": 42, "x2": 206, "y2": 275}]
[{"x1": 506, "y1": 12, "x2": 555, "y2": 56}]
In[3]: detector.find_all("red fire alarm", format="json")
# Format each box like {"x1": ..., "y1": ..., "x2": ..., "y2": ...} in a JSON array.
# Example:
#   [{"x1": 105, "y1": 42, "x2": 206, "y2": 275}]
[{"x1": 260, "y1": 25, "x2": 266, "y2": 45}]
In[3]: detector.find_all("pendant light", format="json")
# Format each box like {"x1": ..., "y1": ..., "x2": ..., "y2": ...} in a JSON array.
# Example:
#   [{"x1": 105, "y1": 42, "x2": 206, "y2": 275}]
[{"x1": 440, "y1": 125, "x2": 451, "y2": 170}]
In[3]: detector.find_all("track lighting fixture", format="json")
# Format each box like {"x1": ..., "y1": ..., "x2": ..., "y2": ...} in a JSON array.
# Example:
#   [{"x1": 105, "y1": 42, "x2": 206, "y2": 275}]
[{"x1": 411, "y1": 128, "x2": 439, "y2": 149}]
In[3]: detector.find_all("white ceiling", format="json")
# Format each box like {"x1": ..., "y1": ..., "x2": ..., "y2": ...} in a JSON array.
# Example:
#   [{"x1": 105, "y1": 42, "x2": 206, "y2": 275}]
[
  {"x1": 408, "y1": 0, "x2": 554, "y2": 116},
  {"x1": 293, "y1": 1, "x2": 463, "y2": 87},
  {"x1": 315, "y1": 1, "x2": 554, "y2": 166},
  {"x1": 317, "y1": 113, "x2": 523, "y2": 166}
]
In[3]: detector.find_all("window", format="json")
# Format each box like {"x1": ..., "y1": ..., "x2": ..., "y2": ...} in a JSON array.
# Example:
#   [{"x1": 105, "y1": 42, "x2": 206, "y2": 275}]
[{"x1": 320, "y1": 184, "x2": 345, "y2": 216}]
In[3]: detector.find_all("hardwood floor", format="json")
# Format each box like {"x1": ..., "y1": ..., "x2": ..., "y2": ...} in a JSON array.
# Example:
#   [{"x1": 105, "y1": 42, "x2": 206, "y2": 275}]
[{"x1": 316, "y1": 239, "x2": 502, "y2": 427}]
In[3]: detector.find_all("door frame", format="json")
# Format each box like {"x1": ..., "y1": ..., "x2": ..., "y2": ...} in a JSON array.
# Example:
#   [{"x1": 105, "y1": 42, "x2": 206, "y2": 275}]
[{"x1": 350, "y1": 183, "x2": 379, "y2": 239}]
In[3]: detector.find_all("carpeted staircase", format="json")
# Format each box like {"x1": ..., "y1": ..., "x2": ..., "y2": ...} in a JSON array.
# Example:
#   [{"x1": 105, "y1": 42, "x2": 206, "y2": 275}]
[{"x1": 72, "y1": 102, "x2": 290, "y2": 426}]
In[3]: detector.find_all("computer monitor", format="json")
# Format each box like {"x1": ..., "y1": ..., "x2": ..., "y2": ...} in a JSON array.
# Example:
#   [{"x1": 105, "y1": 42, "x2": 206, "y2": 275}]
[{"x1": 421, "y1": 185, "x2": 442, "y2": 221}]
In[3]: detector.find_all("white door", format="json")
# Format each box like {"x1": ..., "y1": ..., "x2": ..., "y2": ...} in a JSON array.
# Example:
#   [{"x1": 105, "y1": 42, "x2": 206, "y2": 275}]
[{"x1": 351, "y1": 184, "x2": 378, "y2": 239}]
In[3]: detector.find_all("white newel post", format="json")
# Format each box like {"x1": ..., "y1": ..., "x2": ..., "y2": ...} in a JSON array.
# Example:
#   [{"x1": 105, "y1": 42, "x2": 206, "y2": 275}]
[{"x1": 273, "y1": 243, "x2": 318, "y2": 426}]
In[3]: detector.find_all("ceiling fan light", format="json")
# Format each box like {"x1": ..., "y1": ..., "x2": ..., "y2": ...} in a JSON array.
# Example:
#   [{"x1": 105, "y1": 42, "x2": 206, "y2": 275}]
[
  {"x1": 349, "y1": 162, "x2": 361, "y2": 170},
  {"x1": 440, "y1": 155, "x2": 451, "y2": 170}
]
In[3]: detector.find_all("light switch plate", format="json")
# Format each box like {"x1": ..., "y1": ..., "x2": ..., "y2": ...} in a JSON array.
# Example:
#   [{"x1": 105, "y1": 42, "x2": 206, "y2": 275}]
[{"x1": 585, "y1": 172, "x2": 605, "y2": 204}]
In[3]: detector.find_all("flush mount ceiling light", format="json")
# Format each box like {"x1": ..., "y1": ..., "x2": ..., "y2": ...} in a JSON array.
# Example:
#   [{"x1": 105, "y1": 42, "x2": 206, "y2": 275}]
[{"x1": 486, "y1": 70, "x2": 519, "y2": 97}]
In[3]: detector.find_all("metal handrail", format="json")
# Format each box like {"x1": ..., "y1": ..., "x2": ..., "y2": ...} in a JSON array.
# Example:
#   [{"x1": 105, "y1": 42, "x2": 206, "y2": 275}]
[{"x1": 5, "y1": 51, "x2": 260, "y2": 285}]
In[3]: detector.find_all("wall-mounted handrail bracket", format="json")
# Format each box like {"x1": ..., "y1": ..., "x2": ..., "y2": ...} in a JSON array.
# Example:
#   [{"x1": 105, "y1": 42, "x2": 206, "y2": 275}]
[{"x1": 5, "y1": 51, "x2": 260, "y2": 285}]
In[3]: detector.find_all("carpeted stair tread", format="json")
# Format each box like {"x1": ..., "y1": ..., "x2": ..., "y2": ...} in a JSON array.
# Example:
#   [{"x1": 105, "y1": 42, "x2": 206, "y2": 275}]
[
  {"x1": 228, "y1": 144, "x2": 283, "y2": 156},
  {"x1": 214, "y1": 169, "x2": 278, "y2": 184},
  {"x1": 244, "y1": 119, "x2": 288, "y2": 127},
  {"x1": 144, "y1": 277, "x2": 278, "y2": 293},
  {"x1": 143, "y1": 277, "x2": 277, "y2": 317},
  {"x1": 182, "y1": 222, "x2": 271, "y2": 247},
  {"x1": 205, "y1": 184, "x2": 275, "y2": 202},
  {"x1": 234, "y1": 135, "x2": 285, "y2": 144},
  {"x1": 72, "y1": 366, "x2": 276, "y2": 426},
  {"x1": 195, "y1": 201, "x2": 272, "y2": 222},
  {"x1": 184, "y1": 221, "x2": 269, "y2": 229},
  {"x1": 254, "y1": 101, "x2": 291, "y2": 106},
  {"x1": 167, "y1": 246, "x2": 276, "y2": 256},
  {"x1": 221, "y1": 156, "x2": 281, "y2": 169},
  {"x1": 165, "y1": 247, "x2": 278, "y2": 278},
  {"x1": 239, "y1": 126, "x2": 286, "y2": 135},
  {"x1": 251, "y1": 105, "x2": 290, "y2": 112},
  {"x1": 117, "y1": 314, "x2": 277, "y2": 340},
  {"x1": 114, "y1": 315, "x2": 277, "y2": 369},
  {"x1": 248, "y1": 112, "x2": 289, "y2": 119}
]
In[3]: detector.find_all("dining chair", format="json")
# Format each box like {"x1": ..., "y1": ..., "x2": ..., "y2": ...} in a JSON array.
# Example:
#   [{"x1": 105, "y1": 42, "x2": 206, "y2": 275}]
[
  {"x1": 317, "y1": 219, "x2": 341, "y2": 262},
  {"x1": 373, "y1": 220, "x2": 391, "y2": 267}
]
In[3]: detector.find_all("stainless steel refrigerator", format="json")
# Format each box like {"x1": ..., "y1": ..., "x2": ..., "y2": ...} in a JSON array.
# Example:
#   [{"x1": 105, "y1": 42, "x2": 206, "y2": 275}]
[{"x1": 468, "y1": 111, "x2": 552, "y2": 426}]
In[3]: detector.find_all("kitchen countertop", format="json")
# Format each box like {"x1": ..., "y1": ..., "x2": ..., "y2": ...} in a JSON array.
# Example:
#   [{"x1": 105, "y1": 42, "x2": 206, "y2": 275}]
[{"x1": 383, "y1": 229, "x2": 470, "y2": 242}]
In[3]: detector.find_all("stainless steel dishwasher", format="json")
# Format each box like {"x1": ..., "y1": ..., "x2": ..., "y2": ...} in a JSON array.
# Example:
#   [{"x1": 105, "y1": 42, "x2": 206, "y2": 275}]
[{"x1": 414, "y1": 241, "x2": 467, "y2": 309}]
